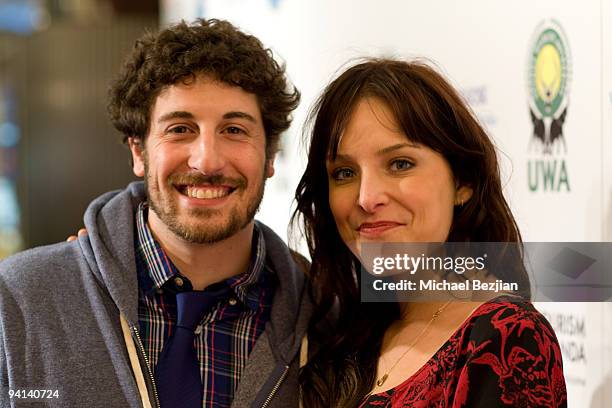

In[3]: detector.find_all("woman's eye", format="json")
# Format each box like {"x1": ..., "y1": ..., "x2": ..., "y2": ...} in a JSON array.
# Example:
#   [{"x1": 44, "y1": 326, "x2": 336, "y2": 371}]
[
  {"x1": 332, "y1": 168, "x2": 355, "y2": 181},
  {"x1": 390, "y1": 159, "x2": 413, "y2": 172}
]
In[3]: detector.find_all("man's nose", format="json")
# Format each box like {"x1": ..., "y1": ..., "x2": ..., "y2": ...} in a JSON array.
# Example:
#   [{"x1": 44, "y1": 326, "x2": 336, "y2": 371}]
[
  {"x1": 357, "y1": 170, "x2": 389, "y2": 213},
  {"x1": 187, "y1": 131, "x2": 226, "y2": 175}
]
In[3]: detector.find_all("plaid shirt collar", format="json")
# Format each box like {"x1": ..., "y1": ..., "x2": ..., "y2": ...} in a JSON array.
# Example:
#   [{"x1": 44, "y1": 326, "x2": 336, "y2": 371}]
[{"x1": 134, "y1": 202, "x2": 267, "y2": 311}]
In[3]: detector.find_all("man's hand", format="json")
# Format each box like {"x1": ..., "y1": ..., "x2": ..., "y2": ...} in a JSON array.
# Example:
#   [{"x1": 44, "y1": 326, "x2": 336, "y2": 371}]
[{"x1": 66, "y1": 228, "x2": 88, "y2": 242}]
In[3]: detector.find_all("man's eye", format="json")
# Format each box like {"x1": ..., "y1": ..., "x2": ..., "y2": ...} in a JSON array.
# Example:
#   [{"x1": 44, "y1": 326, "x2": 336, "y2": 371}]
[
  {"x1": 332, "y1": 168, "x2": 355, "y2": 181},
  {"x1": 168, "y1": 125, "x2": 192, "y2": 134},
  {"x1": 390, "y1": 159, "x2": 413, "y2": 172},
  {"x1": 225, "y1": 126, "x2": 245, "y2": 135}
]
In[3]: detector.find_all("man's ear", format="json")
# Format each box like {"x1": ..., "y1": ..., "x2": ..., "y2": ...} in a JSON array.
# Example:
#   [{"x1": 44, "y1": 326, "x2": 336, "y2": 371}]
[
  {"x1": 265, "y1": 156, "x2": 276, "y2": 178},
  {"x1": 128, "y1": 137, "x2": 145, "y2": 177}
]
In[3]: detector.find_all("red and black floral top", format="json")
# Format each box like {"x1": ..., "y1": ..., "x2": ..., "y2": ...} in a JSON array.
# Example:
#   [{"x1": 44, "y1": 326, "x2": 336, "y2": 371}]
[{"x1": 360, "y1": 298, "x2": 567, "y2": 408}]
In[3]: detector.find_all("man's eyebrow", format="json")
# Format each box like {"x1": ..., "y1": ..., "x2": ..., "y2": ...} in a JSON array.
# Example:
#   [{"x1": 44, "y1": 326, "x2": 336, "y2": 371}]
[
  {"x1": 223, "y1": 111, "x2": 258, "y2": 123},
  {"x1": 157, "y1": 111, "x2": 195, "y2": 123},
  {"x1": 156, "y1": 111, "x2": 258, "y2": 124}
]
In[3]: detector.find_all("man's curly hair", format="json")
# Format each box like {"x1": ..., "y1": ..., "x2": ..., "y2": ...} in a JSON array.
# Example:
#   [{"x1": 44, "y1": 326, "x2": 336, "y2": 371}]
[{"x1": 108, "y1": 18, "x2": 300, "y2": 157}]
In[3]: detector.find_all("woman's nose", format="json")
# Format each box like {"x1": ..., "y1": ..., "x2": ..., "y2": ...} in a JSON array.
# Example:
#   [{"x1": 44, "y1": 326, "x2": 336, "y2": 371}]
[{"x1": 358, "y1": 171, "x2": 389, "y2": 213}]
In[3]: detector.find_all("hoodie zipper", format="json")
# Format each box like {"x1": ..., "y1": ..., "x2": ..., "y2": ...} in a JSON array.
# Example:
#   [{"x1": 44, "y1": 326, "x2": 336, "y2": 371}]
[
  {"x1": 132, "y1": 326, "x2": 161, "y2": 408},
  {"x1": 260, "y1": 365, "x2": 289, "y2": 408}
]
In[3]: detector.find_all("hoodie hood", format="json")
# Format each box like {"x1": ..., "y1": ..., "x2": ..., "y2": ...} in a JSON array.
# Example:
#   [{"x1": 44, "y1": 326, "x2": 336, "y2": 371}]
[
  {"x1": 257, "y1": 223, "x2": 312, "y2": 362},
  {"x1": 79, "y1": 182, "x2": 146, "y2": 326}
]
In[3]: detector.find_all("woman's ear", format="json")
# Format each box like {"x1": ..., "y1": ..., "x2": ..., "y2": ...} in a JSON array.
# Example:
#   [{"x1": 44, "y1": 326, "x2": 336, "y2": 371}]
[
  {"x1": 455, "y1": 184, "x2": 473, "y2": 206},
  {"x1": 128, "y1": 137, "x2": 145, "y2": 177}
]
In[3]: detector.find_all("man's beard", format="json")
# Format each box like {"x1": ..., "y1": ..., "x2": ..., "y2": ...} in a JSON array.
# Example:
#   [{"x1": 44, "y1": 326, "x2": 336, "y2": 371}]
[{"x1": 143, "y1": 156, "x2": 266, "y2": 244}]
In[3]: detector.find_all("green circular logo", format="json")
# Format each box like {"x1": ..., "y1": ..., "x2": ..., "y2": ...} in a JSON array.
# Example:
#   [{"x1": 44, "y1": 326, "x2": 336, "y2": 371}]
[{"x1": 528, "y1": 22, "x2": 570, "y2": 118}]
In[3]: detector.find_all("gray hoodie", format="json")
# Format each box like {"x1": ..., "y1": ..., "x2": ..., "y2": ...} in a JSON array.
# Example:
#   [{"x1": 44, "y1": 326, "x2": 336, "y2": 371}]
[{"x1": 0, "y1": 182, "x2": 312, "y2": 408}]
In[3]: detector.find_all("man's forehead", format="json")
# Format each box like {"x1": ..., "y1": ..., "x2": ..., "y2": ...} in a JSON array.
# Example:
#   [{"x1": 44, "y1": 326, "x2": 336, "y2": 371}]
[
  {"x1": 157, "y1": 73, "x2": 251, "y2": 98},
  {"x1": 152, "y1": 75, "x2": 262, "y2": 121}
]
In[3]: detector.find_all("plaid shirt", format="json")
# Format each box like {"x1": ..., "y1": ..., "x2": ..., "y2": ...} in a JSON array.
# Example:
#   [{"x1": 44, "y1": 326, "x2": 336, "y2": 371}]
[{"x1": 134, "y1": 202, "x2": 274, "y2": 408}]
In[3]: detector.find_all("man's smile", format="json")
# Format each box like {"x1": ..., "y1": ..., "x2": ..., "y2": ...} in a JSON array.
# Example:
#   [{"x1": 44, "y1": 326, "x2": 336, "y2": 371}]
[{"x1": 178, "y1": 184, "x2": 235, "y2": 200}]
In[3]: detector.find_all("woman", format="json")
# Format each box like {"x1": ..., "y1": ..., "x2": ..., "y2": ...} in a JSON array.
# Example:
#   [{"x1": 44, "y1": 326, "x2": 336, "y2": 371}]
[{"x1": 293, "y1": 59, "x2": 566, "y2": 407}]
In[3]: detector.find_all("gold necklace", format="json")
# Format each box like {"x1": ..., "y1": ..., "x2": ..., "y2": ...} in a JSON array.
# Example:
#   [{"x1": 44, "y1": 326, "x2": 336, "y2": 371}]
[{"x1": 375, "y1": 300, "x2": 452, "y2": 388}]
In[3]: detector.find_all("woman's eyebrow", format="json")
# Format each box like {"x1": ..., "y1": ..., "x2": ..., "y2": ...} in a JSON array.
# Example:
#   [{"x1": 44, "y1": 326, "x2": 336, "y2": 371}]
[
  {"x1": 377, "y1": 142, "x2": 419, "y2": 155},
  {"x1": 329, "y1": 142, "x2": 419, "y2": 162},
  {"x1": 329, "y1": 153, "x2": 353, "y2": 162}
]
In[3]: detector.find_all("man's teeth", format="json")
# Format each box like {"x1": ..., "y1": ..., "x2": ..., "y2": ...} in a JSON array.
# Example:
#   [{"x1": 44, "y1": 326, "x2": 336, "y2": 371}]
[{"x1": 186, "y1": 186, "x2": 230, "y2": 199}]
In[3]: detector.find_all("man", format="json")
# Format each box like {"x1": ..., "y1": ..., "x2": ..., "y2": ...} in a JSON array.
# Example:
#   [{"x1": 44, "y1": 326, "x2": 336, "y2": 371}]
[{"x1": 0, "y1": 19, "x2": 310, "y2": 408}]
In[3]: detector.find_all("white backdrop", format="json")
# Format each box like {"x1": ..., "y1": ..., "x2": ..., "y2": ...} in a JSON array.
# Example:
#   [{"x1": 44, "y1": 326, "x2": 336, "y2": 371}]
[{"x1": 161, "y1": 1, "x2": 611, "y2": 405}]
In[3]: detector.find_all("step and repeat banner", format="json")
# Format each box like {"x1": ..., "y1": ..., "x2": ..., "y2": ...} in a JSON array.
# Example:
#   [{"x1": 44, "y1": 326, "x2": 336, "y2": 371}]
[{"x1": 161, "y1": 1, "x2": 611, "y2": 406}]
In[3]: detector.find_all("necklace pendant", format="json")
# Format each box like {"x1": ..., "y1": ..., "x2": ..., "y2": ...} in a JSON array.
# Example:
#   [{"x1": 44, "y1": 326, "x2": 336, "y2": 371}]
[{"x1": 376, "y1": 374, "x2": 388, "y2": 387}]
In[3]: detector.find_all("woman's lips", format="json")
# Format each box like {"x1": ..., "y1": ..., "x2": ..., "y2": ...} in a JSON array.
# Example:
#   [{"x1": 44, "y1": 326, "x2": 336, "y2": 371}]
[{"x1": 357, "y1": 221, "x2": 403, "y2": 237}]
